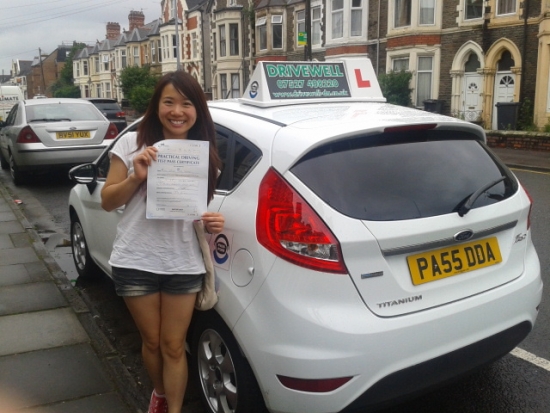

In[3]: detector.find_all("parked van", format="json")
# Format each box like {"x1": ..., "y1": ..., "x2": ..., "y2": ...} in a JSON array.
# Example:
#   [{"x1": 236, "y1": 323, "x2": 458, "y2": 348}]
[{"x1": 0, "y1": 86, "x2": 24, "y2": 122}]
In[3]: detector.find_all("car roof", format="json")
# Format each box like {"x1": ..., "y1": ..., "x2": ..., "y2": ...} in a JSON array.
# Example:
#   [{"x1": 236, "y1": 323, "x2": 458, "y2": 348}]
[
  {"x1": 22, "y1": 98, "x2": 95, "y2": 106},
  {"x1": 82, "y1": 98, "x2": 118, "y2": 103}
]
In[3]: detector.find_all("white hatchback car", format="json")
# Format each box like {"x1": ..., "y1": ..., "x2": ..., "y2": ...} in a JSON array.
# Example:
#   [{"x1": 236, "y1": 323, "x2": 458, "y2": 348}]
[{"x1": 68, "y1": 58, "x2": 542, "y2": 413}]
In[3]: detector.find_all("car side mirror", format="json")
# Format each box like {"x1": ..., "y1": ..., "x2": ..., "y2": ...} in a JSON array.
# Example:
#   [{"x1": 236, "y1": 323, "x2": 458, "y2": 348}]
[{"x1": 68, "y1": 163, "x2": 99, "y2": 193}]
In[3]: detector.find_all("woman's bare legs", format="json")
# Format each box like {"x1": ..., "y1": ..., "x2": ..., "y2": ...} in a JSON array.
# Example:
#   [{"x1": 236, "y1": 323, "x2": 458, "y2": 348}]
[
  {"x1": 124, "y1": 292, "x2": 197, "y2": 413},
  {"x1": 159, "y1": 292, "x2": 197, "y2": 413}
]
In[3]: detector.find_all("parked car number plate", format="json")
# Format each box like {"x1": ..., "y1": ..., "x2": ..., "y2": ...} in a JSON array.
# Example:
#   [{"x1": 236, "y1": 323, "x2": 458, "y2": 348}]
[
  {"x1": 407, "y1": 237, "x2": 502, "y2": 286},
  {"x1": 56, "y1": 131, "x2": 91, "y2": 139}
]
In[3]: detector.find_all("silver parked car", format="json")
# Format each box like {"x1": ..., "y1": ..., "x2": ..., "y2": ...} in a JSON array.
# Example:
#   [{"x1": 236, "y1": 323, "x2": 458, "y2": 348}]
[{"x1": 0, "y1": 98, "x2": 118, "y2": 185}]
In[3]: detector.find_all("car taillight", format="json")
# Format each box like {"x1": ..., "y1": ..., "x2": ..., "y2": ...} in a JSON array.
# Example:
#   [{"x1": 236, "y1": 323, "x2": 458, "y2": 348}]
[
  {"x1": 256, "y1": 168, "x2": 346, "y2": 274},
  {"x1": 115, "y1": 111, "x2": 126, "y2": 118},
  {"x1": 523, "y1": 185, "x2": 533, "y2": 230},
  {"x1": 16, "y1": 126, "x2": 41, "y2": 143},
  {"x1": 104, "y1": 123, "x2": 119, "y2": 139}
]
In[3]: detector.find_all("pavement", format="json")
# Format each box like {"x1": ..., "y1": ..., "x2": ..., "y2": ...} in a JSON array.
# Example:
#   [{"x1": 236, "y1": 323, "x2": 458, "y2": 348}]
[
  {"x1": 0, "y1": 146, "x2": 548, "y2": 413},
  {"x1": 0, "y1": 183, "x2": 146, "y2": 412}
]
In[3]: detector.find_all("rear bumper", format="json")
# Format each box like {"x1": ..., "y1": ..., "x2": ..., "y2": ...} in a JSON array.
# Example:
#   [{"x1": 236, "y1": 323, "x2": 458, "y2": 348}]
[
  {"x1": 232, "y1": 247, "x2": 542, "y2": 413},
  {"x1": 12, "y1": 144, "x2": 108, "y2": 170}
]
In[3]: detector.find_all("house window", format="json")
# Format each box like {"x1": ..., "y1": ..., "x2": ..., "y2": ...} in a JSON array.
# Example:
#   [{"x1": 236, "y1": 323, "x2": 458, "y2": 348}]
[
  {"x1": 272, "y1": 16, "x2": 283, "y2": 49},
  {"x1": 220, "y1": 74, "x2": 228, "y2": 99},
  {"x1": 395, "y1": 0, "x2": 412, "y2": 27},
  {"x1": 103, "y1": 55, "x2": 109, "y2": 72},
  {"x1": 419, "y1": 0, "x2": 435, "y2": 25},
  {"x1": 192, "y1": 33, "x2": 198, "y2": 59},
  {"x1": 297, "y1": 10, "x2": 305, "y2": 46},
  {"x1": 497, "y1": 0, "x2": 516, "y2": 15},
  {"x1": 84, "y1": 85, "x2": 90, "y2": 98},
  {"x1": 231, "y1": 74, "x2": 240, "y2": 98},
  {"x1": 133, "y1": 46, "x2": 140, "y2": 65},
  {"x1": 465, "y1": 0, "x2": 483, "y2": 19},
  {"x1": 172, "y1": 35, "x2": 177, "y2": 58},
  {"x1": 392, "y1": 57, "x2": 410, "y2": 71},
  {"x1": 94, "y1": 57, "x2": 100, "y2": 73},
  {"x1": 416, "y1": 56, "x2": 433, "y2": 106},
  {"x1": 219, "y1": 25, "x2": 226, "y2": 57},
  {"x1": 96, "y1": 84, "x2": 102, "y2": 98},
  {"x1": 230, "y1": 24, "x2": 239, "y2": 55},
  {"x1": 312, "y1": 6, "x2": 321, "y2": 46},
  {"x1": 105, "y1": 82, "x2": 111, "y2": 98},
  {"x1": 121, "y1": 50, "x2": 126, "y2": 68},
  {"x1": 83, "y1": 60, "x2": 89, "y2": 76},
  {"x1": 75, "y1": 63, "x2": 80, "y2": 77},
  {"x1": 332, "y1": 0, "x2": 344, "y2": 39},
  {"x1": 256, "y1": 17, "x2": 267, "y2": 51},
  {"x1": 158, "y1": 40, "x2": 162, "y2": 62},
  {"x1": 152, "y1": 42, "x2": 157, "y2": 62},
  {"x1": 351, "y1": 0, "x2": 363, "y2": 36}
]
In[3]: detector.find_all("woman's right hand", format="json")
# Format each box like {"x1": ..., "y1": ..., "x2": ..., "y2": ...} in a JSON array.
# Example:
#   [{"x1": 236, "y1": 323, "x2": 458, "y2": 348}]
[{"x1": 132, "y1": 146, "x2": 158, "y2": 182}]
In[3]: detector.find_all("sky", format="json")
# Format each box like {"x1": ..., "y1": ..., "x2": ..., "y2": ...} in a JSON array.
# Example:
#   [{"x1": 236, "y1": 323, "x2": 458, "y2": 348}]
[{"x1": 0, "y1": 0, "x2": 163, "y2": 77}]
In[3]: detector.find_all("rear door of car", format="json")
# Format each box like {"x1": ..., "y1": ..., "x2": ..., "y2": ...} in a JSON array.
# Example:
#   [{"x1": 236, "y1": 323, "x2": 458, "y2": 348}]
[{"x1": 289, "y1": 126, "x2": 531, "y2": 316}]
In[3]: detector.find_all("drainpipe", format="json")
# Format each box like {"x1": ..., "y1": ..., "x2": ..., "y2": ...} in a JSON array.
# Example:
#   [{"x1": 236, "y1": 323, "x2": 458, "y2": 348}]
[
  {"x1": 519, "y1": 0, "x2": 529, "y2": 103},
  {"x1": 378, "y1": 0, "x2": 381, "y2": 74}
]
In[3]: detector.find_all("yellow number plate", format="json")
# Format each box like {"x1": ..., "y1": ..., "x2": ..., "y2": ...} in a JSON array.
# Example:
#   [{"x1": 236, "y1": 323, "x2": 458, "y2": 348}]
[
  {"x1": 56, "y1": 131, "x2": 91, "y2": 139},
  {"x1": 407, "y1": 237, "x2": 502, "y2": 286}
]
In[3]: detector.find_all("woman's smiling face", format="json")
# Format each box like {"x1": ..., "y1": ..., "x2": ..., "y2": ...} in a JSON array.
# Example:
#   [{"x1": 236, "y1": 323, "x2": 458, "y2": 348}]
[{"x1": 158, "y1": 83, "x2": 197, "y2": 140}]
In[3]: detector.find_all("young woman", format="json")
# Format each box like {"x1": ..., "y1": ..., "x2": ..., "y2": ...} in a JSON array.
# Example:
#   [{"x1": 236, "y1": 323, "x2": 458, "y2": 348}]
[{"x1": 101, "y1": 71, "x2": 224, "y2": 413}]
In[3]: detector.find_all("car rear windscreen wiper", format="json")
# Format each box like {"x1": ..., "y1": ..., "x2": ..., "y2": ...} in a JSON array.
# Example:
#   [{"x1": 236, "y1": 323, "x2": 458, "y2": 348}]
[
  {"x1": 457, "y1": 176, "x2": 506, "y2": 217},
  {"x1": 29, "y1": 118, "x2": 72, "y2": 122}
]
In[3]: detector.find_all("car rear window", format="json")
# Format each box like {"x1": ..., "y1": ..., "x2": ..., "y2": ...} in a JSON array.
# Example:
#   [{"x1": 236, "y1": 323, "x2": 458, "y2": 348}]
[
  {"x1": 290, "y1": 129, "x2": 518, "y2": 221},
  {"x1": 26, "y1": 103, "x2": 105, "y2": 122}
]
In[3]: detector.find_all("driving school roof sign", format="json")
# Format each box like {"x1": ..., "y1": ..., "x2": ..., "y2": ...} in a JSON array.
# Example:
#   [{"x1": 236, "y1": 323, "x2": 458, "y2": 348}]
[{"x1": 240, "y1": 57, "x2": 386, "y2": 107}]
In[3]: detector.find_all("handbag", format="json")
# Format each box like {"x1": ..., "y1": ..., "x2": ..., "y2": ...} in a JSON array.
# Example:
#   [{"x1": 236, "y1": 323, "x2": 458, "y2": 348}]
[{"x1": 193, "y1": 220, "x2": 219, "y2": 311}]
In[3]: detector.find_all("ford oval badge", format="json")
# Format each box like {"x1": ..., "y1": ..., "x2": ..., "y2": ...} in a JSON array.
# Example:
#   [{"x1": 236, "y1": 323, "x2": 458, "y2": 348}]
[{"x1": 454, "y1": 230, "x2": 474, "y2": 242}]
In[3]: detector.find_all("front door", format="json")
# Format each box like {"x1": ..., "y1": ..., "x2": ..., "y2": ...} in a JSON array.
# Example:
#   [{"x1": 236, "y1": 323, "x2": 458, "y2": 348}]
[
  {"x1": 492, "y1": 72, "x2": 515, "y2": 129},
  {"x1": 463, "y1": 74, "x2": 482, "y2": 122}
]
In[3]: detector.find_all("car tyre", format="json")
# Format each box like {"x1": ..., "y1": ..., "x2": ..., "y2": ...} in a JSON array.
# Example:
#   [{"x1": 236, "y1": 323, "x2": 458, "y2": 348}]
[
  {"x1": 70, "y1": 213, "x2": 99, "y2": 278},
  {"x1": 9, "y1": 152, "x2": 25, "y2": 185},
  {"x1": 190, "y1": 311, "x2": 268, "y2": 413}
]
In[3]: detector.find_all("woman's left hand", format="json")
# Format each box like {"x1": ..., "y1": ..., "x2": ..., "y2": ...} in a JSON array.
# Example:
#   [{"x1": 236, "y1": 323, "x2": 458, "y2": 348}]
[{"x1": 202, "y1": 212, "x2": 225, "y2": 234}]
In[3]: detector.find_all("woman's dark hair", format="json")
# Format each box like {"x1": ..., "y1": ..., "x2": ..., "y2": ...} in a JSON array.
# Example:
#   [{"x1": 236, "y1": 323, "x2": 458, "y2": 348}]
[{"x1": 137, "y1": 71, "x2": 221, "y2": 202}]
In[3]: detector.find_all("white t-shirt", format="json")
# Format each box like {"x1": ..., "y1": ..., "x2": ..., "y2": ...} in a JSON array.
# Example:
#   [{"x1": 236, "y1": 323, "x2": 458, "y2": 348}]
[{"x1": 108, "y1": 132, "x2": 206, "y2": 275}]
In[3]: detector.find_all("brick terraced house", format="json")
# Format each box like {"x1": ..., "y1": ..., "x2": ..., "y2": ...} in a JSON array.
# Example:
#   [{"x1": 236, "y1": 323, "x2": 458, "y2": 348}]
[{"x1": 67, "y1": 0, "x2": 550, "y2": 129}]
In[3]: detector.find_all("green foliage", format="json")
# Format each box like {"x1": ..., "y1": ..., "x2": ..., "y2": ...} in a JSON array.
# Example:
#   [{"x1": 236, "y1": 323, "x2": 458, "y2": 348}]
[
  {"x1": 544, "y1": 121, "x2": 550, "y2": 133},
  {"x1": 53, "y1": 85, "x2": 81, "y2": 98},
  {"x1": 517, "y1": 98, "x2": 537, "y2": 131},
  {"x1": 130, "y1": 85, "x2": 155, "y2": 114},
  {"x1": 50, "y1": 42, "x2": 86, "y2": 96},
  {"x1": 119, "y1": 65, "x2": 158, "y2": 114},
  {"x1": 378, "y1": 70, "x2": 413, "y2": 107}
]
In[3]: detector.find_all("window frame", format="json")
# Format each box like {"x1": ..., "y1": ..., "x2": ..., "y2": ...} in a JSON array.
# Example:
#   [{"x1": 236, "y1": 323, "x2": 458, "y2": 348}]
[
  {"x1": 272, "y1": 15, "x2": 283, "y2": 49},
  {"x1": 219, "y1": 24, "x2": 227, "y2": 57}
]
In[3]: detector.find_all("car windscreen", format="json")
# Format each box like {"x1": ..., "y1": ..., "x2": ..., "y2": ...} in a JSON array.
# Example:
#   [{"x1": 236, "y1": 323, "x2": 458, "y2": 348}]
[
  {"x1": 290, "y1": 129, "x2": 518, "y2": 221},
  {"x1": 26, "y1": 103, "x2": 105, "y2": 122}
]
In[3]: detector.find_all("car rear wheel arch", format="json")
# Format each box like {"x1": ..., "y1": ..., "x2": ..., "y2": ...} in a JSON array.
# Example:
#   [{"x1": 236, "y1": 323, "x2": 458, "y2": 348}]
[{"x1": 190, "y1": 310, "x2": 268, "y2": 413}]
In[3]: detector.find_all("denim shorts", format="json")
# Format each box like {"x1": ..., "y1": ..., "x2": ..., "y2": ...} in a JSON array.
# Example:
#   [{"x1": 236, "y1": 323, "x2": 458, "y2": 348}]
[{"x1": 111, "y1": 267, "x2": 204, "y2": 297}]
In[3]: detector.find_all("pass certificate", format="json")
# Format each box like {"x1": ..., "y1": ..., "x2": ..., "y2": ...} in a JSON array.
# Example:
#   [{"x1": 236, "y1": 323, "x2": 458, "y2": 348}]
[{"x1": 146, "y1": 139, "x2": 209, "y2": 220}]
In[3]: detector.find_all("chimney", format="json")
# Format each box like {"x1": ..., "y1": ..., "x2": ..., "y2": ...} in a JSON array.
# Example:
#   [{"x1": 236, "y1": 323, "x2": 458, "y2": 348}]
[
  {"x1": 128, "y1": 10, "x2": 145, "y2": 31},
  {"x1": 106, "y1": 22, "x2": 121, "y2": 40}
]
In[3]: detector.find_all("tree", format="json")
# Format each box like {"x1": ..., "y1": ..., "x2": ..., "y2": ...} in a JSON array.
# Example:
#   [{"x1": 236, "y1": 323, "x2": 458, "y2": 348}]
[
  {"x1": 51, "y1": 42, "x2": 86, "y2": 98},
  {"x1": 378, "y1": 70, "x2": 413, "y2": 107},
  {"x1": 119, "y1": 65, "x2": 159, "y2": 114}
]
